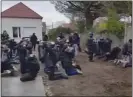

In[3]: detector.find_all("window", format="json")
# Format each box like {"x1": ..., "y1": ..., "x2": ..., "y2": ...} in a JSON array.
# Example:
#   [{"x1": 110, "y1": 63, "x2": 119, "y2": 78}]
[{"x1": 12, "y1": 27, "x2": 21, "y2": 38}]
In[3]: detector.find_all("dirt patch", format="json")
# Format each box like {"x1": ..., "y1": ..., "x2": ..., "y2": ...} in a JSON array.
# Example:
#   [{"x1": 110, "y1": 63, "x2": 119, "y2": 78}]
[{"x1": 48, "y1": 52, "x2": 132, "y2": 96}]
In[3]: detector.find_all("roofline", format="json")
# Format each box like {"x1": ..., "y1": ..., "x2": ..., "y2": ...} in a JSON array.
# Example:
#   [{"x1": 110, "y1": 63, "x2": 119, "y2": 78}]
[
  {"x1": 18, "y1": 2, "x2": 43, "y2": 18},
  {"x1": 1, "y1": 2, "x2": 43, "y2": 19},
  {"x1": 1, "y1": 16, "x2": 43, "y2": 19}
]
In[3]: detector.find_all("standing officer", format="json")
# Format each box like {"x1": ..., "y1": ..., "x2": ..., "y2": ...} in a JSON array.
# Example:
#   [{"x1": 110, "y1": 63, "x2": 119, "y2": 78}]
[
  {"x1": 30, "y1": 33, "x2": 37, "y2": 51},
  {"x1": 87, "y1": 32, "x2": 94, "y2": 62}
]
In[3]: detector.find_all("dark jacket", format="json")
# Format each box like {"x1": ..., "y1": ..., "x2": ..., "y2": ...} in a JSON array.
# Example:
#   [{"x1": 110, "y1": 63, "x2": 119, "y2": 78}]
[
  {"x1": 43, "y1": 35, "x2": 48, "y2": 41},
  {"x1": 98, "y1": 39, "x2": 105, "y2": 51},
  {"x1": 73, "y1": 33, "x2": 80, "y2": 44},
  {"x1": 30, "y1": 35, "x2": 37, "y2": 44},
  {"x1": 87, "y1": 38, "x2": 95, "y2": 53},
  {"x1": 109, "y1": 47, "x2": 121, "y2": 60},
  {"x1": 58, "y1": 33, "x2": 65, "y2": 39},
  {"x1": 26, "y1": 56, "x2": 40, "y2": 76},
  {"x1": 8, "y1": 40, "x2": 17, "y2": 49},
  {"x1": 69, "y1": 36, "x2": 73, "y2": 44},
  {"x1": 18, "y1": 45, "x2": 27, "y2": 62},
  {"x1": 104, "y1": 39, "x2": 112, "y2": 53},
  {"x1": 43, "y1": 46, "x2": 58, "y2": 67},
  {"x1": 122, "y1": 42, "x2": 132, "y2": 55},
  {"x1": 1, "y1": 59, "x2": 13, "y2": 73}
]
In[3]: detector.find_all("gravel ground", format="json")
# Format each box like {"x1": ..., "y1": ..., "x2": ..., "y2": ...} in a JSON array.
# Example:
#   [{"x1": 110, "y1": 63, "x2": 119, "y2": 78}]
[{"x1": 47, "y1": 52, "x2": 132, "y2": 96}]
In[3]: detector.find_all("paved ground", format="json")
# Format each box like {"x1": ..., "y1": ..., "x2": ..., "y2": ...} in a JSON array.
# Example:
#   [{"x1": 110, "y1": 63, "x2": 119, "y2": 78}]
[
  {"x1": 48, "y1": 52, "x2": 132, "y2": 96},
  {"x1": 1, "y1": 47, "x2": 47, "y2": 96},
  {"x1": 2, "y1": 46, "x2": 131, "y2": 96},
  {"x1": 2, "y1": 76, "x2": 45, "y2": 96}
]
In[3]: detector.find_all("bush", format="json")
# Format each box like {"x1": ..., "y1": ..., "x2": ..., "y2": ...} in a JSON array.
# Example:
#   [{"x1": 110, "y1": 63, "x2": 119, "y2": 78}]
[
  {"x1": 94, "y1": 9, "x2": 125, "y2": 39},
  {"x1": 1, "y1": 30, "x2": 10, "y2": 44},
  {"x1": 106, "y1": 9, "x2": 125, "y2": 39}
]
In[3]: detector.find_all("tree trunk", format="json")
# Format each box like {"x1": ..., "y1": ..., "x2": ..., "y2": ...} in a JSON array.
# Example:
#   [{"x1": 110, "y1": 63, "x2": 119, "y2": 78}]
[{"x1": 85, "y1": 12, "x2": 94, "y2": 30}]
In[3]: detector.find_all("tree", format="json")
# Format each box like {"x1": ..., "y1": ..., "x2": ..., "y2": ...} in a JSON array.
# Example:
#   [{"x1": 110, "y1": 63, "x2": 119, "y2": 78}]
[
  {"x1": 94, "y1": 8, "x2": 125, "y2": 39},
  {"x1": 94, "y1": 22, "x2": 107, "y2": 34},
  {"x1": 51, "y1": 1, "x2": 132, "y2": 27},
  {"x1": 1, "y1": 30, "x2": 10, "y2": 43},
  {"x1": 102, "y1": 1, "x2": 132, "y2": 18},
  {"x1": 51, "y1": 1, "x2": 105, "y2": 29},
  {"x1": 106, "y1": 9, "x2": 125, "y2": 39},
  {"x1": 109, "y1": 1, "x2": 132, "y2": 16},
  {"x1": 76, "y1": 20, "x2": 85, "y2": 33}
]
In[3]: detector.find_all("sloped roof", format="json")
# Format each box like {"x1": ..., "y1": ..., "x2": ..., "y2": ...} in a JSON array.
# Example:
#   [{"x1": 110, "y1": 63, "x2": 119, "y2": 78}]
[{"x1": 2, "y1": 2, "x2": 43, "y2": 19}]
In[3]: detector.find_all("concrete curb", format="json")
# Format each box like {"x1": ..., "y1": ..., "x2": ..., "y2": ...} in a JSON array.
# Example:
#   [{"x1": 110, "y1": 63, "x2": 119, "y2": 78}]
[{"x1": 42, "y1": 74, "x2": 53, "y2": 96}]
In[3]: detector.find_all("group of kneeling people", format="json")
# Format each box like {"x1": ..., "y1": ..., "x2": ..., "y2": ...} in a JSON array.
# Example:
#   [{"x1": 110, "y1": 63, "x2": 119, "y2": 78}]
[
  {"x1": 1, "y1": 38, "x2": 40, "y2": 82},
  {"x1": 86, "y1": 32, "x2": 132, "y2": 68},
  {"x1": 1, "y1": 36, "x2": 83, "y2": 81},
  {"x1": 1, "y1": 33, "x2": 131, "y2": 82},
  {"x1": 38, "y1": 37, "x2": 82, "y2": 80}
]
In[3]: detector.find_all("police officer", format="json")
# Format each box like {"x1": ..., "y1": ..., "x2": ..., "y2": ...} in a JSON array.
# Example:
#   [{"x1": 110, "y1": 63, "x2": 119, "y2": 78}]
[{"x1": 87, "y1": 32, "x2": 94, "y2": 62}]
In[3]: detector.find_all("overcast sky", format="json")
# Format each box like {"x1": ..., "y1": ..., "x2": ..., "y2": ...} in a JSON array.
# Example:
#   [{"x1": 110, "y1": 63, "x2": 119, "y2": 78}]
[{"x1": 2, "y1": 1, "x2": 70, "y2": 26}]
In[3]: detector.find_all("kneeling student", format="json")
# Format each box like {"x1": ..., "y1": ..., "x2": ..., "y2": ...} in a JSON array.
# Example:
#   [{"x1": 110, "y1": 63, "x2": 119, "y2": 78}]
[{"x1": 20, "y1": 54, "x2": 40, "y2": 82}]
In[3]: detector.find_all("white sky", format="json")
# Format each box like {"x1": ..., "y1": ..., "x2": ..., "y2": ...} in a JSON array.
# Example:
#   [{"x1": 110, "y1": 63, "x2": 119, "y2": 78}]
[{"x1": 2, "y1": 1, "x2": 70, "y2": 26}]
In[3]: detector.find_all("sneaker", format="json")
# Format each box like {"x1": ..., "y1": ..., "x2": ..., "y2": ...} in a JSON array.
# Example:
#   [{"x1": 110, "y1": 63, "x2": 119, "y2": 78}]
[
  {"x1": 72, "y1": 63, "x2": 76, "y2": 66},
  {"x1": 5, "y1": 70, "x2": 11, "y2": 74},
  {"x1": 77, "y1": 69, "x2": 83, "y2": 74}
]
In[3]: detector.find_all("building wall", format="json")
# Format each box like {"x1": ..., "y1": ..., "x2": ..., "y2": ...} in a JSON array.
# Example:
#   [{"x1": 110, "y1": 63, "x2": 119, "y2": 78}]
[{"x1": 2, "y1": 18, "x2": 42, "y2": 42}]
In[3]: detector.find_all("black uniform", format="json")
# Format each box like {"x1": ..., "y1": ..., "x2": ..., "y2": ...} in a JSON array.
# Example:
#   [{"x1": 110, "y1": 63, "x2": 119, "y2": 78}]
[
  {"x1": 98, "y1": 39, "x2": 105, "y2": 55},
  {"x1": 87, "y1": 37, "x2": 94, "y2": 61},
  {"x1": 30, "y1": 34, "x2": 37, "y2": 50}
]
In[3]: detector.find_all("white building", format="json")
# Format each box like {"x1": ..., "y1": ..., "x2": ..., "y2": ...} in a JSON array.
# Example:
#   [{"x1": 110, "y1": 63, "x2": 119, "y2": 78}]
[{"x1": 2, "y1": 2, "x2": 43, "y2": 42}]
